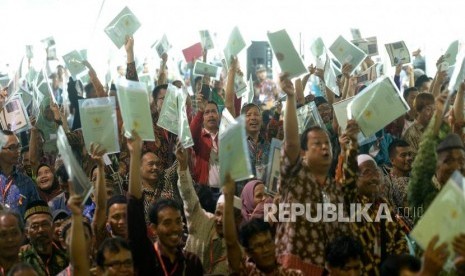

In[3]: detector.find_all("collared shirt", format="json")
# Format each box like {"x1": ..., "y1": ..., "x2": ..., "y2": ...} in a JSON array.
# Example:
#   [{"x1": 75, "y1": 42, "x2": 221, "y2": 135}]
[
  {"x1": 0, "y1": 167, "x2": 40, "y2": 217},
  {"x1": 178, "y1": 169, "x2": 229, "y2": 275},
  {"x1": 247, "y1": 135, "x2": 270, "y2": 180},
  {"x1": 341, "y1": 146, "x2": 408, "y2": 275},
  {"x1": 127, "y1": 194, "x2": 203, "y2": 276},
  {"x1": 205, "y1": 129, "x2": 220, "y2": 188},
  {"x1": 190, "y1": 110, "x2": 219, "y2": 185},
  {"x1": 19, "y1": 242, "x2": 69, "y2": 276},
  {"x1": 275, "y1": 149, "x2": 348, "y2": 270}
]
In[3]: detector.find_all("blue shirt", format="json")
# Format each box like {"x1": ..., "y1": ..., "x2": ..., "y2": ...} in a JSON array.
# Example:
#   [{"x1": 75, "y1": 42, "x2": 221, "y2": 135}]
[{"x1": 0, "y1": 167, "x2": 40, "y2": 218}]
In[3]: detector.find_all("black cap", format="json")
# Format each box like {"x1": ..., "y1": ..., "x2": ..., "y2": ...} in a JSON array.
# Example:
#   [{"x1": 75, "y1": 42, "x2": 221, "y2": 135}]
[{"x1": 437, "y1": 133, "x2": 465, "y2": 153}]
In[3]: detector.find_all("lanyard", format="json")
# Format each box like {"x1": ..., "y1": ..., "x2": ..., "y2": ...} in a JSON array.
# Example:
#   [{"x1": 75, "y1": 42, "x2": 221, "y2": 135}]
[
  {"x1": 208, "y1": 237, "x2": 226, "y2": 274},
  {"x1": 154, "y1": 242, "x2": 179, "y2": 276},
  {"x1": 0, "y1": 177, "x2": 13, "y2": 204}
]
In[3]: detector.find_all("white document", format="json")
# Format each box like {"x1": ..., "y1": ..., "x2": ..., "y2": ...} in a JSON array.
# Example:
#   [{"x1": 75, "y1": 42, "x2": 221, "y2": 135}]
[
  {"x1": 267, "y1": 29, "x2": 308, "y2": 79},
  {"x1": 234, "y1": 73, "x2": 247, "y2": 97},
  {"x1": 177, "y1": 90, "x2": 194, "y2": 148},
  {"x1": 41, "y1": 36, "x2": 55, "y2": 48},
  {"x1": 219, "y1": 116, "x2": 253, "y2": 184},
  {"x1": 0, "y1": 96, "x2": 31, "y2": 133},
  {"x1": 348, "y1": 76, "x2": 409, "y2": 137},
  {"x1": 385, "y1": 41, "x2": 411, "y2": 66},
  {"x1": 241, "y1": 75, "x2": 254, "y2": 108},
  {"x1": 329, "y1": 35, "x2": 367, "y2": 75},
  {"x1": 56, "y1": 126, "x2": 94, "y2": 205},
  {"x1": 79, "y1": 97, "x2": 120, "y2": 154},
  {"x1": 157, "y1": 83, "x2": 179, "y2": 135},
  {"x1": 219, "y1": 108, "x2": 236, "y2": 137},
  {"x1": 193, "y1": 61, "x2": 222, "y2": 81},
  {"x1": 350, "y1": 28, "x2": 362, "y2": 40},
  {"x1": 62, "y1": 50, "x2": 87, "y2": 78},
  {"x1": 117, "y1": 80, "x2": 155, "y2": 141},
  {"x1": 323, "y1": 58, "x2": 340, "y2": 96},
  {"x1": 153, "y1": 34, "x2": 171, "y2": 58},
  {"x1": 448, "y1": 54, "x2": 465, "y2": 93},
  {"x1": 296, "y1": 101, "x2": 325, "y2": 134},
  {"x1": 266, "y1": 138, "x2": 283, "y2": 195},
  {"x1": 410, "y1": 171, "x2": 465, "y2": 271},
  {"x1": 357, "y1": 64, "x2": 378, "y2": 85},
  {"x1": 351, "y1": 36, "x2": 378, "y2": 57},
  {"x1": 199, "y1": 30, "x2": 214, "y2": 50},
  {"x1": 138, "y1": 74, "x2": 154, "y2": 96},
  {"x1": 332, "y1": 97, "x2": 354, "y2": 131},
  {"x1": 223, "y1": 26, "x2": 246, "y2": 65},
  {"x1": 310, "y1": 37, "x2": 327, "y2": 69},
  {"x1": 104, "y1": 6, "x2": 141, "y2": 49}
]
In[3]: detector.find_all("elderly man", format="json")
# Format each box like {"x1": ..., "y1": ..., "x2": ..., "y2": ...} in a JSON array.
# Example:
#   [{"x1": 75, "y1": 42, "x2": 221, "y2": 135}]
[{"x1": 19, "y1": 200, "x2": 68, "y2": 275}]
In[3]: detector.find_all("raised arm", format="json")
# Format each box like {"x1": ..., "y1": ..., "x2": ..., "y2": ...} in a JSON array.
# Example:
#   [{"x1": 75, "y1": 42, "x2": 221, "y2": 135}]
[
  {"x1": 225, "y1": 56, "x2": 238, "y2": 118},
  {"x1": 127, "y1": 131, "x2": 143, "y2": 199},
  {"x1": 89, "y1": 143, "x2": 107, "y2": 242},
  {"x1": 175, "y1": 142, "x2": 210, "y2": 230},
  {"x1": 68, "y1": 194, "x2": 90, "y2": 276},
  {"x1": 157, "y1": 53, "x2": 168, "y2": 85},
  {"x1": 125, "y1": 36, "x2": 138, "y2": 81},
  {"x1": 223, "y1": 173, "x2": 243, "y2": 273},
  {"x1": 452, "y1": 82, "x2": 465, "y2": 135},
  {"x1": 280, "y1": 73, "x2": 299, "y2": 165},
  {"x1": 82, "y1": 60, "x2": 106, "y2": 98}
]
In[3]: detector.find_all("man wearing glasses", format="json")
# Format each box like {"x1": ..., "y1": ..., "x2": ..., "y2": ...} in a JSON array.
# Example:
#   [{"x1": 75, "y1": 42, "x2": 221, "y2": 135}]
[{"x1": 0, "y1": 130, "x2": 40, "y2": 217}]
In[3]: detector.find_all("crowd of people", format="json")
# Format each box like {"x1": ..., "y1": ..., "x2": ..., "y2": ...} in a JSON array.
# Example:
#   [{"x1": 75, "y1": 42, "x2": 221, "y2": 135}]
[{"x1": 0, "y1": 33, "x2": 465, "y2": 276}]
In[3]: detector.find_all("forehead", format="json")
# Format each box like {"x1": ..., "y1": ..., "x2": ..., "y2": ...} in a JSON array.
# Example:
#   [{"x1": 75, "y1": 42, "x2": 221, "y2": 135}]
[
  {"x1": 142, "y1": 152, "x2": 159, "y2": 162},
  {"x1": 157, "y1": 207, "x2": 181, "y2": 222},
  {"x1": 245, "y1": 106, "x2": 260, "y2": 115},
  {"x1": 0, "y1": 214, "x2": 20, "y2": 229},
  {"x1": 205, "y1": 103, "x2": 218, "y2": 111},
  {"x1": 109, "y1": 203, "x2": 127, "y2": 214},
  {"x1": 38, "y1": 166, "x2": 51, "y2": 173},
  {"x1": 307, "y1": 129, "x2": 329, "y2": 141},
  {"x1": 395, "y1": 146, "x2": 411, "y2": 154},
  {"x1": 248, "y1": 231, "x2": 272, "y2": 245},
  {"x1": 28, "y1": 213, "x2": 52, "y2": 224},
  {"x1": 104, "y1": 247, "x2": 132, "y2": 261},
  {"x1": 5, "y1": 135, "x2": 18, "y2": 144},
  {"x1": 358, "y1": 160, "x2": 377, "y2": 170}
]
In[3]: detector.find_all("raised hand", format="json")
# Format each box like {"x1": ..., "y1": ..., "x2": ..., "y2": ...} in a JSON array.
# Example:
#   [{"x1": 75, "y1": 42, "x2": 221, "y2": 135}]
[
  {"x1": 175, "y1": 141, "x2": 188, "y2": 171},
  {"x1": 125, "y1": 35, "x2": 134, "y2": 54},
  {"x1": 341, "y1": 63, "x2": 353, "y2": 78},
  {"x1": 222, "y1": 173, "x2": 235, "y2": 196},
  {"x1": 196, "y1": 93, "x2": 206, "y2": 112},
  {"x1": 67, "y1": 194, "x2": 84, "y2": 215},
  {"x1": 344, "y1": 119, "x2": 360, "y2": 144},
  {"x1": 420, "y1": 235, "x2": 449, "y2": 275},
  {"x1": 279, "y1": 73, "x2": 295, "y2": 96},
  {"x1": 126, "y1": 130, "x2": 142, "y2": 154},
  {"x1": 89, "y1": 143, "x2": 106, "y2": 166}
]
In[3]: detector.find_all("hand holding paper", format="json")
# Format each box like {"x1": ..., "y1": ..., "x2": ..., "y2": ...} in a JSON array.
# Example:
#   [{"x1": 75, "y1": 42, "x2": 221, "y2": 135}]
[{"x1": 104, "y1": 6, "x2": 141, "y2": 49}]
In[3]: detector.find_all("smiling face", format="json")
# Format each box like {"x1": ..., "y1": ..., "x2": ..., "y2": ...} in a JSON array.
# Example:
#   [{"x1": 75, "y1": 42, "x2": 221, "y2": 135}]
[
  {"x1": 26, "y1": 214, "x2": 53, "y2": 253},
  {"x1": 150, "y1": 207, "x2": 183, "y2": 251},
  {"x1": 36, "y1": 166, "x2": 54, "y2": 191},
  {"x1": 246, "y1": 231, "x2": 276, "y2": 271},
  {"x1": 140, "y1": 152, "x2": 162, "y2": 183}
]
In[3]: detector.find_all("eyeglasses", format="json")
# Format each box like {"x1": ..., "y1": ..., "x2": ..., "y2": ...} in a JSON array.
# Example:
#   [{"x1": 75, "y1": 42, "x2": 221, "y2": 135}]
[
  {"x1": 29, "y1": 221, "x2": 52, "y2": 231},
  {"x1": 104, "y1": 259, "x2": 133, "y2": 269},
  {"x1": 2, "y1": 143, "x2": 21, "y2": 152}
]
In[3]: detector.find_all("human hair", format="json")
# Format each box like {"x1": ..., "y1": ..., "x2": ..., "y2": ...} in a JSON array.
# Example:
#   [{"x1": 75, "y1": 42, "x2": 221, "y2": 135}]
[
  {"x1": 402, "y1": 87, "x2": 418, "y2": 101},
  {"x1": 388, "y1": 139, "x2": 410, "y2": 159},
  {"x1": 300, "y1": 126, "x2": 328, "y2": 150},
  {"x1": 7, "y1": 263, "x2": 37, "y2": 276},
  {"x1": 380, "y1": 254, "x2": 421, "y2": 276},
  {"x1": 0, "y1": 210, "x2": 24, "y2": 233},
  {"x1": 413, "y1": 92, "x2": 434, "y2": 113},
  {"x1": 205, "y1": 101, "x2": 219, "y2": 112},
  {"x1": 55, "y1": 164, "x2": 69, "y2": 183},
  {"x1": 238, "y1": 218, "x2": 272, "y2": 250},
  {"x1": 20, "y1": 146, "x2": 29, "y2": 155},
  {"x1": 241, "y1": 103, "x2": 261, "y2": 116},
  {"x1": 152, "y1": 84, "x2": 168, "y2": 102},
  {"x1": 61, "y1": 218, "x2": 93, "y2": 241},
  {"x1": 325, "y1": 235, "x2": 363, "y2": 268},
  {"x1": 414, "y1": 74, "x2": 431, "y2": 89},
  {"x1": 106, "y1": 195, "x2": 127, "y2": 216},
  {"x1": 0, "y1": 129, "x2": 14, "y2": 136},
  {"x1": 148, "y1": 198, "x2": 181, "y2": 225},
  {"x1": 96, "y1": 237, "x2": 132, "y2": 268}
]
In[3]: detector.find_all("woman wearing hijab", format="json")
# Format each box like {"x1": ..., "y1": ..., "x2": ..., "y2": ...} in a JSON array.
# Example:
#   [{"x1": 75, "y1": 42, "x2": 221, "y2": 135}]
[{"x1": 241, "y1": 179, "x2": 272, "y2": 221}]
